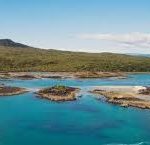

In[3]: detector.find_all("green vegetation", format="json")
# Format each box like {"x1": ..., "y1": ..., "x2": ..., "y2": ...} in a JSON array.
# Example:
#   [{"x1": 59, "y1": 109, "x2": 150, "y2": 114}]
[
  {"x1": 1, "y1": 39, "x2": 150, "y2": 72},
  {"x1": 38, "y1": 85, "x2": 76, "y2": 96}
]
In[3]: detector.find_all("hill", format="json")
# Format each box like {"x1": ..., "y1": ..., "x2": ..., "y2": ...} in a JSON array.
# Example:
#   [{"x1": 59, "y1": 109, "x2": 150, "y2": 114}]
[
  {"x1": 0, "y1": 39, "x2": 30, "y2": 48},
  {"x1": 0, "y1": 39, "x2": 150, "y2": 72}
]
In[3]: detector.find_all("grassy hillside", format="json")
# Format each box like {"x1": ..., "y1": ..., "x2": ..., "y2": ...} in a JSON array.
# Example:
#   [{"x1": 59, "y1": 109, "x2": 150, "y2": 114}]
[{"x1": 1, "y1": 40, "x2": 150, "y2": 72}]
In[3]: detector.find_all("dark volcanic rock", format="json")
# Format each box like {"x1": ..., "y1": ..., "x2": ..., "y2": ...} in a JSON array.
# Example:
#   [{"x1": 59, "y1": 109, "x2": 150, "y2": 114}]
[
  {"x1": 14, "y1": 75, "x2": 37, "y2": 80},
  {"x1": 139, "y1": 87, "x2": 150, "y2": 95},
  {"x1": 0, "y1": 86, "x2": 28, "y2": 96},
  {"x1": 36, "y1": 85, "x2": 80, "y2": 102}
]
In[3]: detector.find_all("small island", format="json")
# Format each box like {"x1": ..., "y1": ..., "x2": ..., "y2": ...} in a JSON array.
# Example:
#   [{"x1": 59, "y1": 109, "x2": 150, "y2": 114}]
[
  {"x1": 36, "y1": 85, "x2": 80, "y2": 102},
  {"x1": 0, "y1": 85, "x2": 28, "y2": 96},
  {"x1": 90, "y1": 86, "x2": 150, "y2": 109}
]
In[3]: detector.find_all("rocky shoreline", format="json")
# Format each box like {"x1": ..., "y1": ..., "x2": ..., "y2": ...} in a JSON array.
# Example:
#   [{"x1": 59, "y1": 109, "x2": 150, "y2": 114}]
[
  {"x1": 1, "y1": 83, "x2": 150, "y2": 109},
  {"x1": 0, "y1": 85, "x2": 28, "y2": 96},
  {"x1": 0, "y1": 72, "x2": 127, "y2": 80},
  {"x1": 90, "y1": 86, "x2": 150, "y2": 109},
  {"x1": 36, "y1": 85, "x2": 80, "y2": 102}
]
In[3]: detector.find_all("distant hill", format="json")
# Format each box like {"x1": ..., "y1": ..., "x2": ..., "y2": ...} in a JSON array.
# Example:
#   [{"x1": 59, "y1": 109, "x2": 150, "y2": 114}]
[
  {"x1": 128, "y1": 53, "x2": 150, "y2": 58},
  {"x1": 1, "y1": 39, "x2": 150, "y2": 72},
  {"x1": 0, "y1": 39, "x2": 30, "y2": 48}
]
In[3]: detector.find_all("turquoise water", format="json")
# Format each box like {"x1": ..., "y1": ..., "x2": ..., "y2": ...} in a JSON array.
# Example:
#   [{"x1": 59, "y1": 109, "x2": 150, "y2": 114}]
[{"x1": 0, "y1": 74, "x2": 150, "y2": 145}]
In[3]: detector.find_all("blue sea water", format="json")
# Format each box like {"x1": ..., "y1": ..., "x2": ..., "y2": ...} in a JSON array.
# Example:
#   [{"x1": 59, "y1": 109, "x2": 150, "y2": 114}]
[{"x1": 0, "y1": 74, "x2": 150, "y2": 145}]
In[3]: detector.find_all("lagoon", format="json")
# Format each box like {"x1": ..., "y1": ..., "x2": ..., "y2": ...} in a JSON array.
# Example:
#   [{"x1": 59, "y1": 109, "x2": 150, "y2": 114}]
[{"x1": 0, "y1": 74, "x2": 150, "y2": 145}]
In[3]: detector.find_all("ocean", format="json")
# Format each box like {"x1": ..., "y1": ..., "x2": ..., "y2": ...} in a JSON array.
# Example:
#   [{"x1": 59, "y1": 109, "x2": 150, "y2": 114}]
[{"x1": 0, "y1": 74, "x2": 150, "y2": 145}]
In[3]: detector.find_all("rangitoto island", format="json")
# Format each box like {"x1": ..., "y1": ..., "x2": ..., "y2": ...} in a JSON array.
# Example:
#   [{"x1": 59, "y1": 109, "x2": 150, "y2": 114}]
[
  {"x1": 0, "y1": 85, "x2": 28, "y2": 96},
  {"x1": 90, "y1": 86, "x2": 150, "y2": 109},
  {"x1": 36, "y1": 85, "x2": 80, "y2": 102}
]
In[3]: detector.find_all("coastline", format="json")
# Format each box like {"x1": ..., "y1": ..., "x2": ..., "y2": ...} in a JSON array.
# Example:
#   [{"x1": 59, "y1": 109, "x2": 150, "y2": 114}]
[
  {"x1": 1, "y1": 71, "x2": 150, "y2": 80},
  {"x1": 36, "y1": 86, "x2": 80, "y2": 102},
  {"x1": 90, "y1": 86, "x2": 150, "y2": 109},
  {"x1": 0, "y1": 86, "x2": 28, "y2": 96},
  {"x1": 0, "y1": 71, "x2": 127, "y2": 79}
]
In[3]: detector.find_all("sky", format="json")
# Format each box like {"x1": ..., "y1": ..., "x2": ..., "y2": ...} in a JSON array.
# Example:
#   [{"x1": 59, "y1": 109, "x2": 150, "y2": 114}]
[{"x1": 0, "y1": 0, "x2": 150, "y2": 54}]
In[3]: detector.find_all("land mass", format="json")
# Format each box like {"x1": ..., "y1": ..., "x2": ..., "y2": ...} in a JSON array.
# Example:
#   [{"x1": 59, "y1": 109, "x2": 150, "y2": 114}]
[
  {"x1": 36, "y1": 85, "x2": 80, "y2": 102},
  {"x1": 1, "y1": 39, "x2": 150, "y2": 72},
  {"x1": 91, "y1": 86, "x2": 150, "y2": 109},
  {"x1": 0, "y1": 72, "x2": 126, "y2": 79},
  {"x1": 0, "y1": 85, "x2": 28, "y2": 96}
]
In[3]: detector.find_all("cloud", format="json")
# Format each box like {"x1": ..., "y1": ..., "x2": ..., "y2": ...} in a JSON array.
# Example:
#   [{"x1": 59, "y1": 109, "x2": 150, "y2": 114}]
[{"x1": 78, "y1": 32, "x2": 150, "y2": 48}]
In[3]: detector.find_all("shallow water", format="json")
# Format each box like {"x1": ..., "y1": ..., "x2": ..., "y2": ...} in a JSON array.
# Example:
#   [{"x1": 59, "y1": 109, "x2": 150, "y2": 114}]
[{"x1": 0, "y1": 74, "x2": 150, "y2": 145}]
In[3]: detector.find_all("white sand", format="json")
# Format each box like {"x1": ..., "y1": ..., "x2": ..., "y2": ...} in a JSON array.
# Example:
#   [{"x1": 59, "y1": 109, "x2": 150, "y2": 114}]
[
  {"x1": 93, "y1": 86, "x2": 146, "y2": 93},
  {"x1": 92, "y1": 86, "x2": 150, "y2": 101}
]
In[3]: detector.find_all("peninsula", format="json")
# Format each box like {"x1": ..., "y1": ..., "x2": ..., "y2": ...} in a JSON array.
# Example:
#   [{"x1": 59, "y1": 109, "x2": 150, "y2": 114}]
[{"x1": 91, "y1": 86, "x2": 150, "y2": 109}]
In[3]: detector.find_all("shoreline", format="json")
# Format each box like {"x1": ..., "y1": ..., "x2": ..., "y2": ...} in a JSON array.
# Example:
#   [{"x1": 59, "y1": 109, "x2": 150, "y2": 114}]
[
  {"x1": 0, "y1": 86, "x2": 28, "y2": 96},
  {"x1": 90, "y1": 86, "x2": 150, "y2": 109},
  {"x1": 1, "y1": 71, "x2": 150, "y2": 79},
  {"x1": 0, "y1": 71, "x2": 127, "y2": 79},
  {"x1": 36, "y1": 86, "x2": 80, "y2": 102}
]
